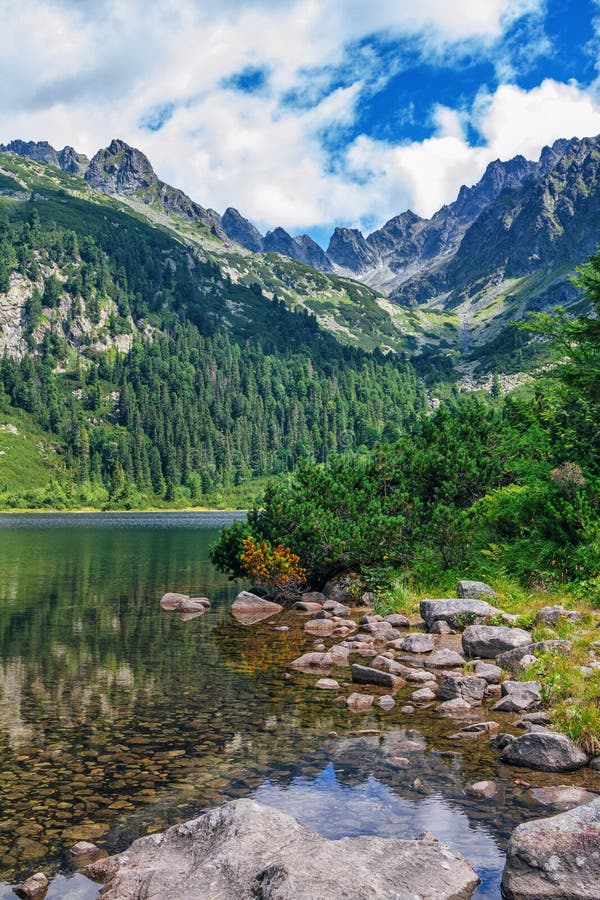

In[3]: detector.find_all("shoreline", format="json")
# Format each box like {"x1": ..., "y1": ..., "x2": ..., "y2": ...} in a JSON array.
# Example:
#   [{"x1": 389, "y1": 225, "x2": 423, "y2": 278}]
[{"x1": 0, "y1": 506, "x2": 247, "y2": 515}]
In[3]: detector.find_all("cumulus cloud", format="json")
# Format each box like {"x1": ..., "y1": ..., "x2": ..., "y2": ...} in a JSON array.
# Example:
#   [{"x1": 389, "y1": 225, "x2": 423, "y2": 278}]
[
  {"x1": 3, "y1": 0, "x2": 599, "y2": 236},
  {"x1": 342, "y1": 79, "x2": 600, "y2": 224}
]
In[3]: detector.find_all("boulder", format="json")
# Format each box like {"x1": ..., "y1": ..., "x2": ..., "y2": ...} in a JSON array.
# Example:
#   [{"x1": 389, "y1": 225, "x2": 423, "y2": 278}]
[
  {"x1": 179, "y1": 597, "x2": 210, "y2": 612},
  {"x1": 437, "y1": 676, "x2": 487, "y2": 703},
  {"x1": 518, "y1": 711, "x2": 551, "y2": 727},
  {"x1": 330, "y1": 644, "x2": 350, "y2": 666},
  {"x1": 315, "y1": 678, "x2": 340, "y2": 691},
  {"x1": 395, "y1": 632, "x2": 435, "y2": 654},
  {"x1": 361, "y1": 621, "x2": 399, "y2": 638},
  {"x1": 467, "y1": 780, "x2": 499, "y2": 799},
  {"x1": 496, "y1": 640, "x2": 573, "y2": 673},
  {"x1": 376, "y1": 695, "x2": 396, "y2": 711},
  {"x1": 412, "y1": 687, "x2": 437, "y2": 702},
  {"x1": 529, "y1": 785, "x2": 599, "y2": 810},
  {"x1": 294, "y1": 601, "x2": 323, "y2": 612},
  {"x1": 457, "y1": 580, "x2": 497, "y2": 600},
  {"x1": 160, "y1": 591, "x2": 189, "y2": 610},
  {"x1": 68, "y1": 840, "x2": 106, "y2": 866},
  {"x1": 492, "y1": 680, "x2": 542, "y2": 713},
  {"x1": 384, "y1": 613, "x2": 410, "y2": 628},
  {"x1": 473, "y1": 661, "x2": 501, "y2": 683},
  {"x1": 322, "y1": 572, "x2": 364, "y2": 605},
  {"x1": 501, "y1": 732, "x2": 588, "y2": 772},
  {"x1": 438, "y1": 698, "x2": 473, "y2": 713},
  {"x1": 450, "y1": 721, "x2": 499, "y2": 739},
  {"x1": 371, "y1": 655, "x2": 412, "y2": 677},
  {"x1": 289, "y1": 652, "x2": 332, "y2": 675},
  {"x1": 501, "y1": 798, "x2": 600, "y2": 899},
  {"x1": 231, "y1": 591, "x2": 283, "y2": 625},
  {"x1": 346, "y1": 692, "x2": 375, "y2": 712},
  {"x1": 14, "y1": 874, "x2": 48, "y2": 900},
  {"x1": 420, "y1": 598, "x2": 507, "y2": 630},
  {"x1": 406, "y1": 669, "x2": 438, "y2": 683},
  {"x1": 351, "y1": 664, "x2": 404, "y2": 690},
  {"x1": 301, "y1": 591, "x2": 325, "y2": 604},
  {"x1": 87, "y1": 799, "x2": 480, "y2": 900},
  {"x1": 426, "y1": 649, "x2": 465, "y2": 668},
  {"x1": 322, "y1": 599, "x2": 351, "y2": 616},
  {"x1": 462, "y1": 624, "x2": 532, "y2": 659},
  {"x1": 534, "y1": 605, "x2": 581, "y2": 627}
]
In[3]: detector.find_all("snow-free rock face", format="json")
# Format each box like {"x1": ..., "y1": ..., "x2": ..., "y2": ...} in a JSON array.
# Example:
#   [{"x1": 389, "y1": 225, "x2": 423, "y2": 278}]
[
  {"x1": 86, "y1": 798, "x2": 480, "y2": 899},
  {"x1": 85, "y1": 139, "x2": 157, "y2": 194},
  {"x1": 501, "y1": 797, "x2": 600, "y2": 899},
  {"x1": 221, "y1": 206, "x2": 264, "y2": 252}
]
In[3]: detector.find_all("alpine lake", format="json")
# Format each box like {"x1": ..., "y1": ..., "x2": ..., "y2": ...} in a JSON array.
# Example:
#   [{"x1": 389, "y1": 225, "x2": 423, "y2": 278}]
[{"x1": 0, "y1": 512, "x2": 599, "y2": 899}]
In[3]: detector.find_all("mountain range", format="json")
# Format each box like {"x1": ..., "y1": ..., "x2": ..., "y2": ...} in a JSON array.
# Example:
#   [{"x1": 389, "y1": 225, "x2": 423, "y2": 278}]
[{"x1": 2, "y1": 132, "x2": 600, "y2": 375}]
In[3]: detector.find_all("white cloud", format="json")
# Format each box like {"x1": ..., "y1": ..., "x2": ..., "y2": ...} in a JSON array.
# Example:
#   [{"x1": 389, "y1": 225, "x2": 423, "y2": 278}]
[
  {"x1": 4, "y1": 0, "x2": 599, "y2": 238},
  {"x1": 340, "y1": 79, "x2": 600, "y2": 226}
]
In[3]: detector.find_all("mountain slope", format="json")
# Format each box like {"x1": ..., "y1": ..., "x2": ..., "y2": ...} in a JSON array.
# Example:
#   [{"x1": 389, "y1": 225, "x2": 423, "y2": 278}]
[
  {"x1": 0, "y1": 148, "x2": 425, "y2": 509},
  {"x1": 4, "y1": 133, "x2": 600, "y2": 376}
]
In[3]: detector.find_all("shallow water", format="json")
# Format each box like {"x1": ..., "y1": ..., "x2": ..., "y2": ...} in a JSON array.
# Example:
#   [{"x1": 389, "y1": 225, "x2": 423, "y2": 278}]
[{"x1": 0, "y1": 512, "x2": 598, "y2": 899}]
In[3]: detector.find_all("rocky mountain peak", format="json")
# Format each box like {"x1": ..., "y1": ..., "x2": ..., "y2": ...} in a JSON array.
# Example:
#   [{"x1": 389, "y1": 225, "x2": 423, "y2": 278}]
[
  {"x1": 85, "y1": 139, "x2": 157, "y2": 194},
  {"x1": 326, "y1": 227, "x2": 378, "y2": 273},
  {"x1": 221, "y1": 207, "x2": 264, "y2": 252}
]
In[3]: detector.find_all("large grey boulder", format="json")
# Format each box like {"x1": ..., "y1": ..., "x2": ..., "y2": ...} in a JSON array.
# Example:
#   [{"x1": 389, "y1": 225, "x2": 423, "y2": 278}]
[
  {"x1": 457, "y1": 580, "x2": 497, "y2": 600},
  {"x1": 534, "y1": 605, "x2": 581, "y2": 626},
  {"x1": 473, "y1": 661, "x2": 502, "y2": 683},
  {"x1": 231, "y1": 591, "x2": 283, "y2": 625},
  {"x1": 462, "y1": 624, "x2": 531, "y2": 659},
  {"x1": 501, "y1": 732, "x2": 588, "y2": 772},
  {"x1": 426, "y1": 649, "x2": 465, "y2": 668},
  {"x1": 492, "y1": 680, "x2": 542, "y2": 712},
  {"x1": 437, "y1": 676, "x2": 487, "y2": 703},
  {"x1": 395, "y1": 632, "x2": 435, "y2": 653},
  {"x1": 322, "y1": 572, "x2": 364, "y2": 605},
  {"x1": 420, "y1": 598, "x2": 507, "y2": 629},
  {"x1": 501, "y1": 797, "x2": 600, "y2": 899},
  {"x1": 87, "y1": 799, "x2": 480, "y2": 899},
  {"x1": 496, "y1": 640, "x2": 572, "y2": 673}
]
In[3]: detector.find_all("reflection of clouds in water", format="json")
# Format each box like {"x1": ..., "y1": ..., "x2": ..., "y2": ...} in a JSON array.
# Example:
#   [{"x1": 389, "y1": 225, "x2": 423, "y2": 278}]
[
  {"x1": 254, "y1": 765, "x2": 504, "y2": 890},
  {"x1": 0, "y1": 874, "x2": 98, "y2": 900}
]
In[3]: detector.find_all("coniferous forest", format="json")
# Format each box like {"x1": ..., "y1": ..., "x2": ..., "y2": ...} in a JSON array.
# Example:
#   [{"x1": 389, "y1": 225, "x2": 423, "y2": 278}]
[{"x1": 0, "y1": 200, "x2": 424, "y2": 508}]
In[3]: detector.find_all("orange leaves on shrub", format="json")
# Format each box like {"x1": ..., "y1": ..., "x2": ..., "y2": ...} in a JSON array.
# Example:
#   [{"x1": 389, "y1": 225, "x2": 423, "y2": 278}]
[{"x1": 240, "y1": 536, "x2": 306, "y2": 600}]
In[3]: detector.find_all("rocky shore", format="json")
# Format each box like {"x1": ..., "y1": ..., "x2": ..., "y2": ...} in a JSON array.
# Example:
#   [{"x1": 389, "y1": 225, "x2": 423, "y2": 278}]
[{"x1": 17, "y1": 577, "x2": 600, "y2": 899}]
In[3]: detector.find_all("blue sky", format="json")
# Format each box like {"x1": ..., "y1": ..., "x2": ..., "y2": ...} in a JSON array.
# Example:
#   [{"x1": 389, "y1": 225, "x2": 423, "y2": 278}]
[{"x1": 2, "y1": 1, "x2": 600, "y2": 244}]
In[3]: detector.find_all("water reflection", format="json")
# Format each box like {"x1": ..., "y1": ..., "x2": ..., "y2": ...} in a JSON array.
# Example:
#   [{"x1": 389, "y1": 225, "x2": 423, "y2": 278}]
[{"x1": 0, "y1": 513, "x2": 598, "y2": 899}]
